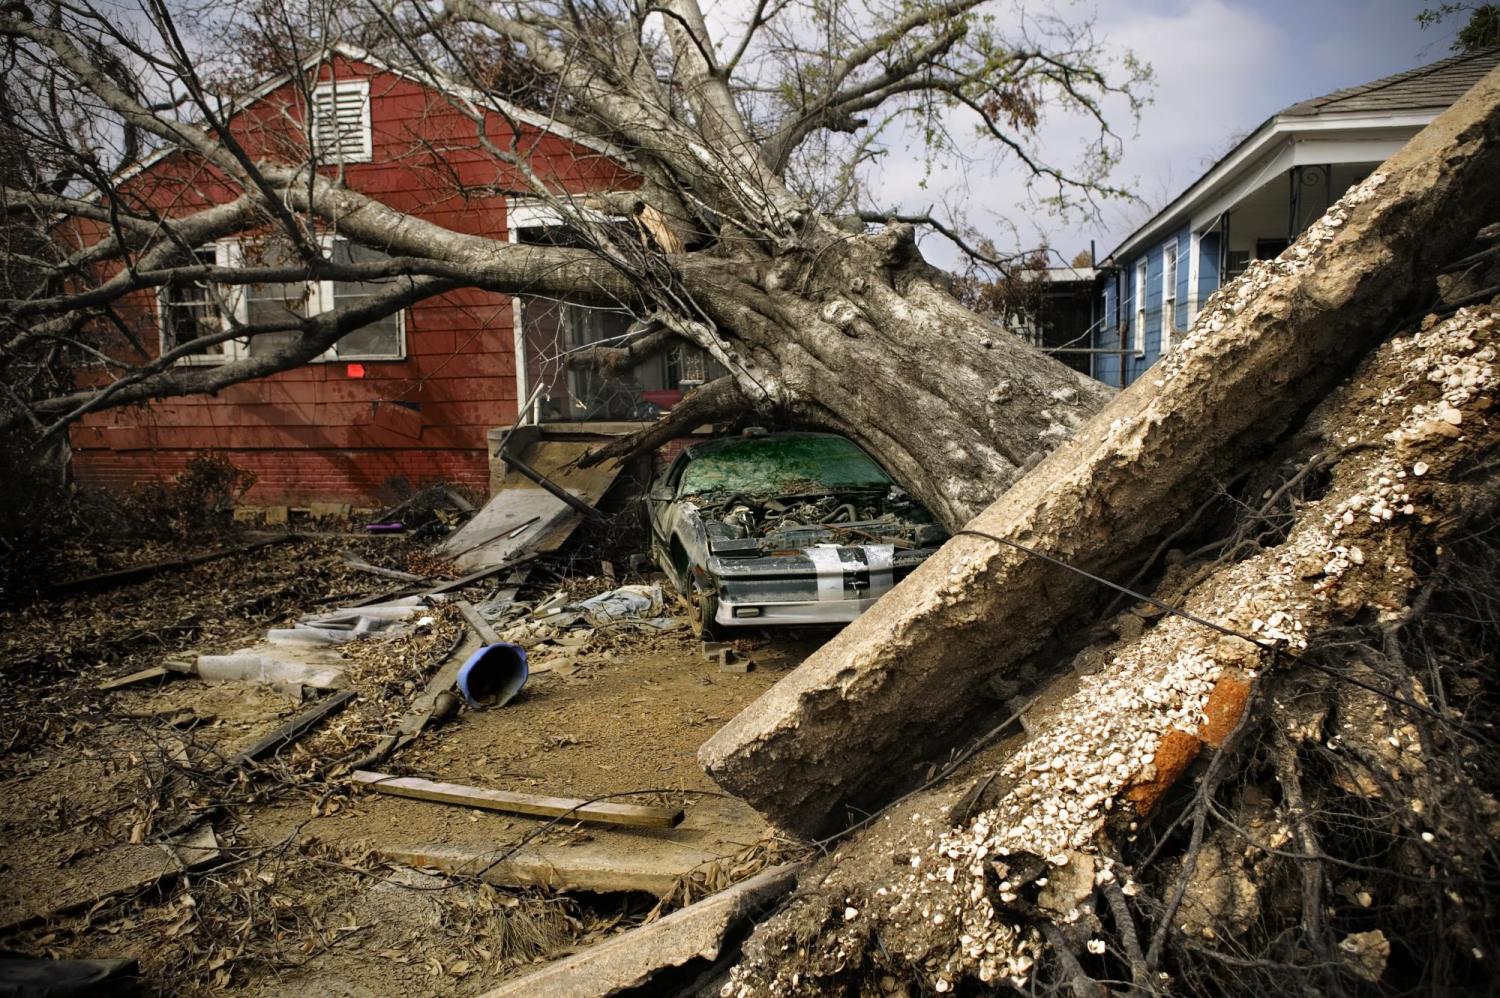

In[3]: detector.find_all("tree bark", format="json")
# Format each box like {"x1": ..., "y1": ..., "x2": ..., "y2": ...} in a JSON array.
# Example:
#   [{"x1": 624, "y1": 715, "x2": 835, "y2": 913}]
[
  {"x1": 700, "y1": 66, "x2": 1500, "y2": 837},
  {"x1": 724, "y1": 226, "x2": 1500, "y2": 998},
  {"x1": 647, "y1": 222, "x2": 1114, "y2": 528}
]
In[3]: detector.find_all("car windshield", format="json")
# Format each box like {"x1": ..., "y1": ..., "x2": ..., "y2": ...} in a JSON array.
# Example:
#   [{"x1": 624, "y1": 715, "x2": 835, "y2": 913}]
[{"x1": 678, "y1": 435, "x2": 893, "y2": 497}]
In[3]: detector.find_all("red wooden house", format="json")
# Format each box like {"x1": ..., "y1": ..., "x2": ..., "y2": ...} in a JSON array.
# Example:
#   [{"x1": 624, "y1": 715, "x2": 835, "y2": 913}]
[{"x1": 68, "y1": 46, "x2": 671, "y2": 505}]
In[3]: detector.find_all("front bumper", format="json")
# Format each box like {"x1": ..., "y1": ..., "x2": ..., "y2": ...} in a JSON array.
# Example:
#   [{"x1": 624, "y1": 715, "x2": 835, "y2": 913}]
[
  {"x1": 705, "y1": 543, "x2": 937, "y2": 627},
  {"x1": 713, "y1": 595, "x2": 885, "y2": 626}
]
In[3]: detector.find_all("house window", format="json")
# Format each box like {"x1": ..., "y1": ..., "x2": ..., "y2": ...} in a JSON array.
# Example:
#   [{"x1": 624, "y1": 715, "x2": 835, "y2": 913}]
[
  {"x1": 311, "y1": 79, "x2": 372, "y2": 163},
  {"x1": 242, "y1": 240, "x2": 311, "y2": 359},
  {"x1": 522, "y1": 298, "x2": 653, "y2": 421},
  {"x1": 1161, "y1": 242, "x2": 1178, "y2": 354},
  {"x1": 159, "y1": 244, "x2": 236, "y2": 363},
  {"x1": 325, "y1": 239, "x2": 403, "y2": 358},
  {"x1": 157, "y1": 236, "x2": 404, "y2": 363},
  {"x1": 1132, "y1": 259, "x2": 1147, "y2": 357},
  {"x1": 1225, "y1": 250, "x2": 1250, "y2": 282}
]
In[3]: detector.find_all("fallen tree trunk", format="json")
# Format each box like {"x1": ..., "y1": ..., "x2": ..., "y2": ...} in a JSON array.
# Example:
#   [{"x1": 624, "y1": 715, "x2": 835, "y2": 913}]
[
  {"x1": 725, "y1": 284, "x2": 1500, "y2": 997},
  {"x1": 700, "y1": 65, "x2": 1500, "y2": 837}
]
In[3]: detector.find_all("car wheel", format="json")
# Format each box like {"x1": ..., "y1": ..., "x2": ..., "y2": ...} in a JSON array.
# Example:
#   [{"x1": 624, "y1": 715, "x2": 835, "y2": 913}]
[{"x1": 689, "y1": 589, "x2": 723, "y2": 641}]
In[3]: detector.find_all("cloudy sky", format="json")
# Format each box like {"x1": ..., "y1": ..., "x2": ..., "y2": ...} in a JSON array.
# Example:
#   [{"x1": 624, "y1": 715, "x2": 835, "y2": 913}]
[{"x1": 856, "y1": 0, "x2": 1467, "y2": 268}]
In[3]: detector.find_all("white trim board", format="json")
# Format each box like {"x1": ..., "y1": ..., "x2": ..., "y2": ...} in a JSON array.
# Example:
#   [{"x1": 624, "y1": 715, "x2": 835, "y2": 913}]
[
  {"x1": 1187, "y1": 134, "x2": 1414, "y2": 232},
  {"x1": 1104, "y1": 109, "x2": 1439, "y2": 263},
  {"x1": 1186, "y1": 231, "x2": 1201, "y2": 323}
]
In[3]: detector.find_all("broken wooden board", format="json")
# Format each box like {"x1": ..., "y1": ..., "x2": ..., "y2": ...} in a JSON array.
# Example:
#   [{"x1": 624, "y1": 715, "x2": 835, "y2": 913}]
[
  {"x1": 440, "y1": 430, "x2": 627, "y2": 571},
  {"x1": 363, "y1": 790, "x2": 765, "y2": 898},
  {"x1": 350, "y1": 771, "x2": 683, "y2": 829},
  {"x1": 438, "y1": 489, "x2": 576, "y2": 572},
  {"x1": 0, "y1": 826, "x2": 221, "y2": 933},
  {"x1": 479, "y1": 864, "x2": 802, "y2": 998},
  {"x1": 341, "y1": 553, "x2": 429, "y2": 584},
  {"x1": 98, "y1": 665, "x2": 172, "y2": 691},
  {"x1": 456, "y1": 600, "x2": 501, "y2": 645},
  {"x1": 375, "y1": 836, "x2": 722, "y2": 897}
]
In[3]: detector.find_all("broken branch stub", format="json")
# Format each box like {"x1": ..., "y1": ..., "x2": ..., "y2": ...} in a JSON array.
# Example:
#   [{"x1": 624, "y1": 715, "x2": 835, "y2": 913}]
[{"x1": 700, "y1": 65, "x2": 1500, "y2": 837}]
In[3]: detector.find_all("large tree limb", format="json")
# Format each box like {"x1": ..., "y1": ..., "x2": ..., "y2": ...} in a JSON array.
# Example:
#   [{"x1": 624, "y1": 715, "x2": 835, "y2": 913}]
[
  {"x1": 565, "y1": 323, "x2": 680, "y2": 373},
  {"x1": 25, "y1": 275, "x2": 457, "y2": 432}
]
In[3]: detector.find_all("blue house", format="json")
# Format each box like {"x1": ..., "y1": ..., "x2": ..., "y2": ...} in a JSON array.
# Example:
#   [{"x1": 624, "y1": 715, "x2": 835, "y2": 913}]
[{"x1": 1089, "y1": 46, "x2": 1500, "y2": 387}]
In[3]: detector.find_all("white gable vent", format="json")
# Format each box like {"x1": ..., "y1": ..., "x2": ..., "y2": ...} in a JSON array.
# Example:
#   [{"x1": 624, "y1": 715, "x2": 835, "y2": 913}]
[{"x1": 311, "y1": 79, "x2": 371, "y2": 163}]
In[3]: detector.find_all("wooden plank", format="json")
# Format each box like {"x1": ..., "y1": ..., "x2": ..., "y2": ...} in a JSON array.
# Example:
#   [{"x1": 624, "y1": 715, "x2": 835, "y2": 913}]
[
  {"x1": 480, "y1": 864, "x2": 802, "y2": 998},
  {"x1": 225, "y1": 690, "x2": 358, "y2": 772},
  {"x1": 98, "y1": 665, "x2": 170, "y2": 691},
  {"x1": 376, "y1": 840, "x2": 703, "y2": 897},
  {"x1": 501, "y1": 453, "x2": 607, "y2": 521},
  {"x1": 455, "y1": 599, "x2": 500, "y2": 644},
  {"x1": 341, "y1": 552, "x2": 429, "y2": 584},
  {"x1": 351, "y1": 771, "x2": 684, "y2": 828}
]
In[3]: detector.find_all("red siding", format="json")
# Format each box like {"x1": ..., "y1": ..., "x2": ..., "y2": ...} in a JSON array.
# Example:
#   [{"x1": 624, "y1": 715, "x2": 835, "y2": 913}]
[{"x1": 69, "y1": 56, "x2": 635, "y2": 505}]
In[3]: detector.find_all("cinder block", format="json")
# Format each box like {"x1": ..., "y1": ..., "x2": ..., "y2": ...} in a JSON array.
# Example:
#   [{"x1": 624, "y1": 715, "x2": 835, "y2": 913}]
[{"x1": 701, "y1": 641, "x2": 733, "y2": 661}]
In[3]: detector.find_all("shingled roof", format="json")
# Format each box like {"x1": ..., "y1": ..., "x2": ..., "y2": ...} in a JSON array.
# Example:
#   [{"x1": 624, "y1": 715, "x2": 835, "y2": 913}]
[
  {"x1": 1282, "y1": 46, "x2": 1500, "y2": 118},
  {"x1": 1103, "y1": 48, "x2": 1500, "y2": 262}
]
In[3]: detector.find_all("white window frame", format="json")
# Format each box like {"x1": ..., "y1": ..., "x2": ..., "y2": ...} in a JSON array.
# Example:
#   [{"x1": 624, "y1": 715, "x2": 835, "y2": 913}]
[
  {"x1": 1161, "y1": 240, "x2": 1178, "y2": 354},
  {"x1": 314, "y1": 234, "x2": 407, "y2": 362},
  {"x1": 158, "y1": 235, "x2": 406, "y2": 365},
  {"x1": 310, "y1": 78, "x2": 372, "y2": 164},
  {"x1": 1132, "y1": 258, "x2": 1147, "y2": 357},
  {"x1": 507, "y1": 195, "x2": 627, "y2": 421},
  {"x1": 157, "y1": 241, "x2": 244, "y2": 365},
  {"x1": 1186, "y1": 231, "x2": 1202, "y2": 326}
]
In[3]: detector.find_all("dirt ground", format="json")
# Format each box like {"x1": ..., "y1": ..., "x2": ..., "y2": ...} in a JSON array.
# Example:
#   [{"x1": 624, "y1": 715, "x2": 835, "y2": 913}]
[{"x1": 0, "y1": 530, "x2": 819, "y2": 995}]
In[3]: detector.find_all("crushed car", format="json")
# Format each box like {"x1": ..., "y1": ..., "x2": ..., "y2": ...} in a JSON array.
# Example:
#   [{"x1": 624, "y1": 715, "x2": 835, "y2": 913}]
[{"x1": 646, "y1": 430, "x2": 948, "y2": 637}]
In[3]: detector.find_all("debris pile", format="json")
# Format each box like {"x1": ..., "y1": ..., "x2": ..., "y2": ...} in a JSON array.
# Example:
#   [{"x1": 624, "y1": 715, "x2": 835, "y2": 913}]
[
  {"x1": 3, "y1": 51, "x2": 1498, "y2": 998},
  {"x1": 0, "y1": 472, "x2": 801, "y2": 993}
]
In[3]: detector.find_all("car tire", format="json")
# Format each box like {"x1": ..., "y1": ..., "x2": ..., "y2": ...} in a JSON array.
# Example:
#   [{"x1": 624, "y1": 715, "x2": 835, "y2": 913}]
[{"x1": 690, "y1": 589, "x2": 723, "y2": 641}]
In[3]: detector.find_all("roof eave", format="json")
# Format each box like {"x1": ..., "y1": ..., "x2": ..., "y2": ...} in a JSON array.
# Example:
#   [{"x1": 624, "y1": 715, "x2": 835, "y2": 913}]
[{"x1": 1101, "y1": 107, "x2": 1440, "y2": 266}]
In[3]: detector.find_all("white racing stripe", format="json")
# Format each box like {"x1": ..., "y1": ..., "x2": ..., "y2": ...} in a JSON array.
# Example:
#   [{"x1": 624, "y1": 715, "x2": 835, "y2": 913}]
[
  {"x1": 865, "y1": 544, "x2": 895, "y2": 596},
  {"x1": 806, "y1": 545, "x2": 846, "y2": 601}
]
